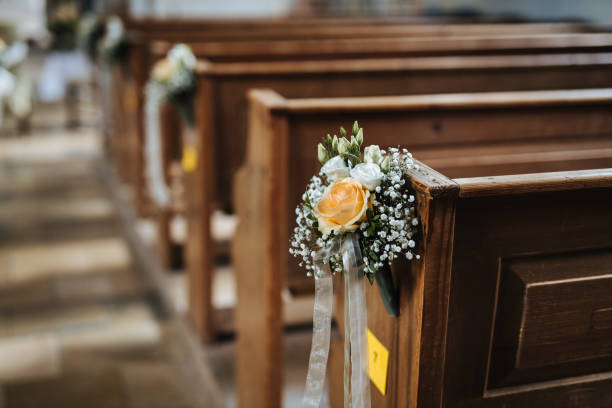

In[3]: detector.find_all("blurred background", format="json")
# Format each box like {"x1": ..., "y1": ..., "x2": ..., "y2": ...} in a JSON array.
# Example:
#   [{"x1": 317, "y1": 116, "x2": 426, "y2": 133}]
[{"x1": 0, "y1": 1, "x2": 610, "y2": 408}]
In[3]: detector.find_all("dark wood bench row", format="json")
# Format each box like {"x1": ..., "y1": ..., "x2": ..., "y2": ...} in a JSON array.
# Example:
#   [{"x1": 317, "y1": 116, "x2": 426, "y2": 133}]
[
  {"x1": 179, "y1": 51, "x2": 612, "y2": 343},
  {"x1": 100, "y1": 19, "x2": 612, "y2": 408},
  {"x1": 110, "y1": 24, "x2": 608, "y2": 214},
  {"x1": 234, "y1": 87, "x2": 612, "y2": 407}
]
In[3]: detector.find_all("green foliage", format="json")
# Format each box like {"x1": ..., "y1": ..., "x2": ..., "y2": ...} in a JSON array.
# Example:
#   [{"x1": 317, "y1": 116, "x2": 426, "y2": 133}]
[{"x1": 317, "y1": 120, "x2": 365, "y2": 166}]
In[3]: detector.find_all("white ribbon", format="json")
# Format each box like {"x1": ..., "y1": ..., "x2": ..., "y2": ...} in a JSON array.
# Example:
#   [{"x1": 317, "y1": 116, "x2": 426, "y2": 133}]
[
  {"x1": 144, "y1": 81, "x2": 171, "y2": 207},
  {"x1": 302, "y1": 233, "x2": 370, "y2": 408},
  {"x1": 0, "y1": 67, "x2": 15, "y2": 127},
  {"x1": 302, "y1": 258, "x2": 333, "y2": 407}
]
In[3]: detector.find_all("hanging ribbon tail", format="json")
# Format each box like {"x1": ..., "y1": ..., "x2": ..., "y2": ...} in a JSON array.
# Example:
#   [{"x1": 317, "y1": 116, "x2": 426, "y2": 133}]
[
  {"x1": 144, "y1": 82, "x2": 171, "y2": 208},
  {"x1": 302, "y1": 234, "x2": 370, "y2": 408},
  {"x1": 343, "y1": 234, "x2": 371, "y2": 408},
  {"x1": 302, "y1": 259, "x2": 333, "y2": 408}
]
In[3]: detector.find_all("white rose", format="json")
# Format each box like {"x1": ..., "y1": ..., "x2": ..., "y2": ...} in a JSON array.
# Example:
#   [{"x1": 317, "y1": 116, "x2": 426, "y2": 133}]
[
  {"x1": 350, "y1": 162, "x2": 383, "y2": 191},
  {"x1": 364, "y1": 145, "x2": 382, "y2": 165},
  {"x1": 321, "y1": 156, "x2": 349, "y2": 181}
]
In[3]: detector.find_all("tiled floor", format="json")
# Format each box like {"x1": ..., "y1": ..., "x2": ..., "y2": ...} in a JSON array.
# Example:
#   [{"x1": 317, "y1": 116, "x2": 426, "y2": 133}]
[{"x1": 0, "y1": 103, "x2": 220, "y2": 407}]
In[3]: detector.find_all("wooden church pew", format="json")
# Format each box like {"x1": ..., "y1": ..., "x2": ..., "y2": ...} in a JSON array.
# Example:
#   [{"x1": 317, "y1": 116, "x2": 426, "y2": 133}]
[
  {"x1": 127, "y1": 22, "x2": 593, "y2": 45},
  {"x1": 118, "y1": 20, "x2": 564, "y2": 223},
  {"x1": 181, "y1": 52, "x2": 612, "y2": 343},
  {"x1": 360, "y1": 160, "x2": 612, "y2": 408},
  {"x1": 112, "y1": 24, "x2": 603, "y2": 209},
  {"x1": 113, "y1": 27, "x2": 609, "y2": 215},
  {"x1": 234, "y1": 87, "x2": 612, "y2": 407},
  {"x1": 135, "y1": 23, "x2": 597, "y2": 265},
  {"x1": 160, "y1": 32, "x2": 612, "y2": 63},
  {"x1": 124, "y1": 17, "x2": 590, "y2": 41},
  {"x1": 116, "y1": 20, "x2": 590, "y2": 198},
  {"x1": 105, "y1": 25, "x2": 612, "y2": 338}
]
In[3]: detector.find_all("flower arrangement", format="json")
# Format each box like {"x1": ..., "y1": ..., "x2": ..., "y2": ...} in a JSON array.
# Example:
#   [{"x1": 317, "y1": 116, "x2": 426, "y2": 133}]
[
  {"x1": 289, "y1": 121, "x2": 420, "y2": 316},
  {"x1": 98, "y1": 16, "x2": 130, "y2": 67},
  {"x1": 148, "y1": 44, "x2": 197, "y2": 126},
  {"x1": 48, "y1": 2, "x2": 80, "y2": 50},
  {"x1": 79, "y1": 15, "x2": 105, "y2": 60},
  {"x1": 144, "y1": 44, "x2": 197, "y2": 208}
]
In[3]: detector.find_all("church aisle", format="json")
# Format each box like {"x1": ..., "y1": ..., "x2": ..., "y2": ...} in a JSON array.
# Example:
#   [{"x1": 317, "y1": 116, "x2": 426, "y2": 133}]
[{"x1": 0, "y1": 107, "x2": 219, "y2": 408}]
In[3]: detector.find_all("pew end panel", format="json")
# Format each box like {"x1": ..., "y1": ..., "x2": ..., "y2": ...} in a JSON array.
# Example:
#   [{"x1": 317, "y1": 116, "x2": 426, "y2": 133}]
[
  {"x1": 156, "y1": 102, "x2": 184, "y2": 270},
  {"x1": 443, "y1": 169, "x2": 612, "y2": 407},
  {"x1": 182, "y1": 75, "x2": 217, "y2": 343},
  {"x1": 128, "y1": 41, "x2": 154, "y2": 216},
  {"x1": 234, "y1": 89, "x2": 290, "y2": 408}
]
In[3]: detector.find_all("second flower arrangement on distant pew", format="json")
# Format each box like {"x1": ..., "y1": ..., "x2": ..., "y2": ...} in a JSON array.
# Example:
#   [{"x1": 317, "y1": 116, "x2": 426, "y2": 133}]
[{"x1": 144, "y1": 44, "x2": 197, "y2": 208}]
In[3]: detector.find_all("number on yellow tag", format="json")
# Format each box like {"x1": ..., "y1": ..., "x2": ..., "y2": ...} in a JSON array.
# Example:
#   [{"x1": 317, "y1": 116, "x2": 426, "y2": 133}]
[
  {"x1": 182, "y1": 146, "x2": 197, "y2": 173},
  {"x1": 367, "y1": 329, "x2": 389, "y2": 396}
]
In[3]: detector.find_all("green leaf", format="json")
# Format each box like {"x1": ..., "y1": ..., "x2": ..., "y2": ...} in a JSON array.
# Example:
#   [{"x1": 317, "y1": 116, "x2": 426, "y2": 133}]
[
  {"x1": 367, "y1": 273, "x2": 375, "y2": 285},
  {"x1": 376, "y1": 264, "x2": 399, "y2": 317},
  {"x1": 367, "y1": 224, "x2": 375, "y2": 236}
]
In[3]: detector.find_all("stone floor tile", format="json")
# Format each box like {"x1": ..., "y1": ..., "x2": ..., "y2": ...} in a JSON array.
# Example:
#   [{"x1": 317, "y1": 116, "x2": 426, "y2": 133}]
[
  {"x1": 59, "y1": 304, "x2": 161, "y2": 351},
  {"x1": 0, "y1": 334, "x2": 61, "y2": 384},
  {"x1": 3, "y1": 370, "x2": 128, "y2": 408},
  {"x1": 120, "y1": 362, "x2": 194, "y2": 408},
  {"x1": 0, "y1": 237, "x2": 132, "y2": 287}
]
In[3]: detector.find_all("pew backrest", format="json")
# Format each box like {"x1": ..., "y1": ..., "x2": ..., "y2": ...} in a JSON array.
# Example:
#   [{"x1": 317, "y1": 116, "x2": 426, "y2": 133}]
[{"x1": 193, "y1": 53, "x2": 612, "y2": 207}]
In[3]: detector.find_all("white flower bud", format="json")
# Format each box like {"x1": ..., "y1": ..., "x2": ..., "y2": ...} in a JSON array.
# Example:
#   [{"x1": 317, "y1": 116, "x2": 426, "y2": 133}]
[
  {"x1": 338, "y1": 137, "x2": 351, "y2": 154},
  {"x1": 355, "y1": 128, "x2": 363, "y2": 145},
  {"x1": 380, "y1": 156, "x2": 391, "y2": 172},
  {"x1": 317, "y1": 143, "x2": 329, "y2": 164},
  {"x1": 364, "y1": 145, "x2": 382, "y2": 165}
]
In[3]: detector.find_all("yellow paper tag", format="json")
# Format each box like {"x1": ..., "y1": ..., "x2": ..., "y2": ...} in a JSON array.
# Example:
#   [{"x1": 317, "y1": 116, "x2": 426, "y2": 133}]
[
  {"x1": 123, "y1": 89, "x2": 137, "y2": 112},
  {"x1": 367, "y1": 329, "x2": 389, "y2": 396},
  {"x1": 182, "y1": 146, "x2": 197, "y2": 172}
]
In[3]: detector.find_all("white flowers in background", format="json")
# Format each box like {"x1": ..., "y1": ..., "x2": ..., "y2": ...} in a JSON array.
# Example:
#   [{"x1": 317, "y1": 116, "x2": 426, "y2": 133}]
[
  {"x1": 150, "y1": 43, "x2": 195, "y2": 97},
  {"x1": 144, "y1": 43, "x2": 197, "y2": 208},
  {"x1": 350, "y1": 162, "x2": 383, "y2": 190},
  {"x1": 101, "y1": 16, "x2": 124, "y2": 50},
  {"x1": 290, "y1": 121, "x2": 420, "y2": 282},
  {"x1": 364, "y1": 145, "x2": 382, "y2": 165},
  {"x1": 321, "y1": 156, "x2": 349, "y2": 181},
  {"x1": 99, "y1": 16, "x2": 128, "y2": 64}
]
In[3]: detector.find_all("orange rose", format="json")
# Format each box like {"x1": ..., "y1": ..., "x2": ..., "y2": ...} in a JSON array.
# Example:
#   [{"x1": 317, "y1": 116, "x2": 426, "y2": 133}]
[
  {"x1": 152, "y1": 58, "x2": 177, "y2": 82},
  {"x1": 314, "y1": 177, "x2": 372, "y2": 235}
]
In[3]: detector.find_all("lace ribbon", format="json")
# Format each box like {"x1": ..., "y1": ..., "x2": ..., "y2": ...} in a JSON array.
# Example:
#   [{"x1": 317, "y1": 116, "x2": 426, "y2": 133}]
[
  {"x1": 302, "y1": 233, "x2": 370, "y2": 408},
  {"x1": 144, "y1": 82, "x2": 170, "y2": 207}
]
